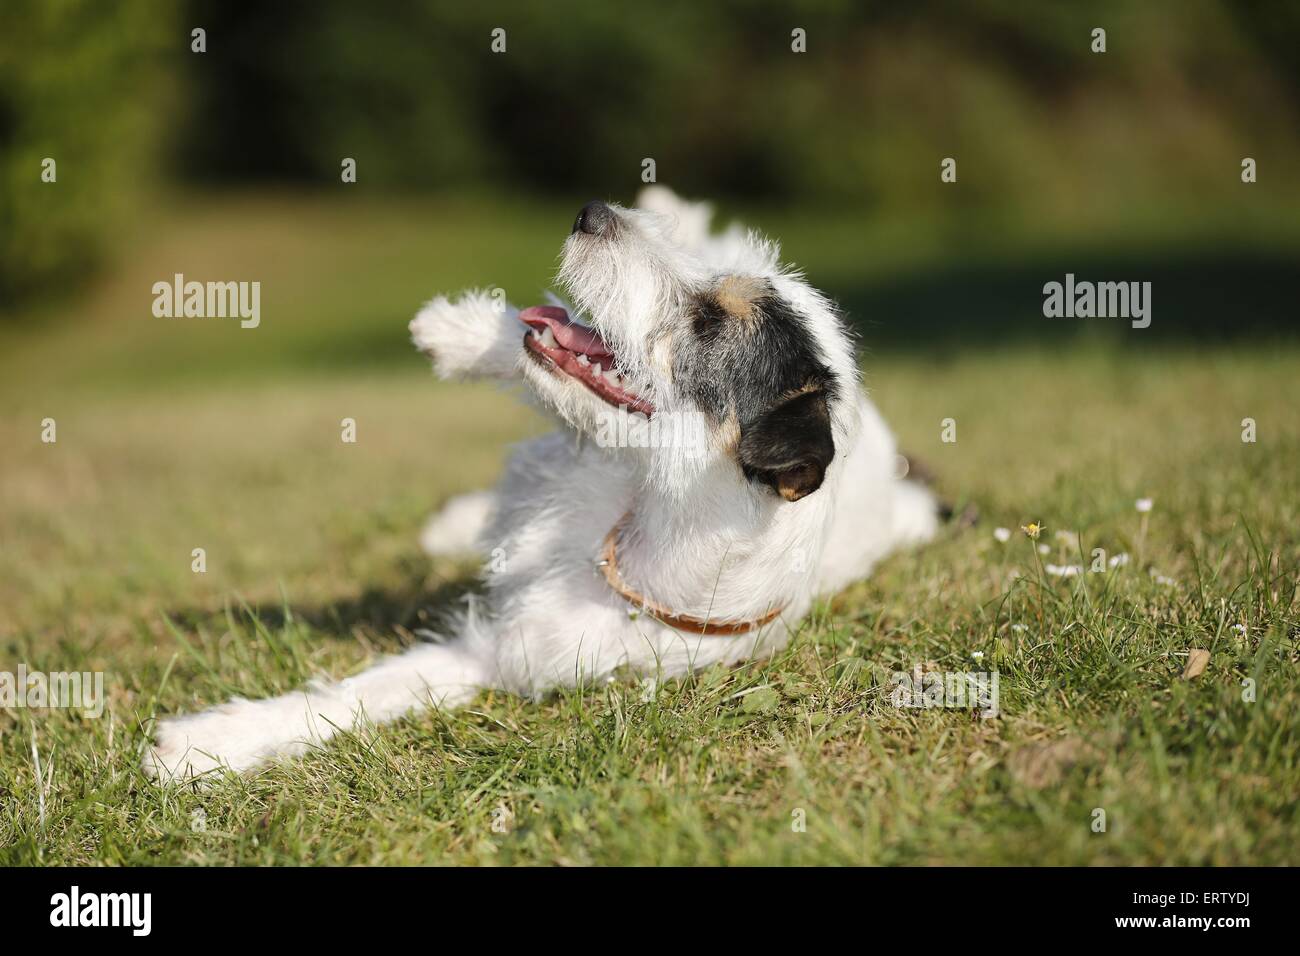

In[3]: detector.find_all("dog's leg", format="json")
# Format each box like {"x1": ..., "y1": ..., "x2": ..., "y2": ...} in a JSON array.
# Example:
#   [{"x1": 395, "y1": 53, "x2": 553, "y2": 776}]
[
  {"x1": 420, "y1": 489, "x2": 496, "y2": 557},
  {"x1": 144, "y1": 637, "x2": 489, "y2": 782},
  {"x1": 410, "y1": 288, "x2": 523, "y2": 379},
  {"x1": 889, "y1": 478, "x2": 942, "y2": 549},
  {"x1": 634, "y1": 185, "x2": 754, "y2": 269},
  {"x1": 635, "y1": 185, "x2": 716, "y2": 249}
]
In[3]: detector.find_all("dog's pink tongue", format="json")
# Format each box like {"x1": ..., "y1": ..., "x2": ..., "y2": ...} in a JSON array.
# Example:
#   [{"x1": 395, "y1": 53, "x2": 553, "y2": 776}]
[{"x1": 518, "y1": 306, "x2": 615, "y2": 361}]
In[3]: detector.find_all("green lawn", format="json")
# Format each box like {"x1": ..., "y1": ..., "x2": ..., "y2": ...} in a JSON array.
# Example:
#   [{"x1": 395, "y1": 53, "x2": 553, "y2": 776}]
[{"x1": 1, "y1": 194, "x2": 1297, "y2": 864}]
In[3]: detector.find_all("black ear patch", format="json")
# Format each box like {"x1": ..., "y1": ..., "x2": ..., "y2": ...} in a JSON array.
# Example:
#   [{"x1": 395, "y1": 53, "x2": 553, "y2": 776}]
[
  {"x1": 674, "y1": 276, "x2": 843, "y2": 500},
  {"x1": 739, "y1": 389, "x2": 835, "y2": 501}
]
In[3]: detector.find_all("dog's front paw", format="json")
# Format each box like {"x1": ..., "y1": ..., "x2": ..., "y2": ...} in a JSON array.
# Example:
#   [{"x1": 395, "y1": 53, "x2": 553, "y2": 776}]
[
  {"x1": 635, "y1": 185, "x2": 714, "y2": 245},
  {"x1": 410, "y1": 290, "x2": 521, "y2": 380},
  {"x1": 143, "y1": 723, "x2": 224, "y2": 785},
  {"x1": 142, "y1": 698, "x2": 292, "y2": 783},
  {"x1": 142, "y1": 715, "x2": 232, "y2": 783}
]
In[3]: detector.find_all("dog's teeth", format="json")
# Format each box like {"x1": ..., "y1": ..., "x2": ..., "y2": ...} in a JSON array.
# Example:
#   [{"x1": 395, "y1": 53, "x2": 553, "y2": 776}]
[
  {"x1": 577, "y1": 353, "x2": 590, "y2": 365},
  {"x1": 539, "y1": 327, "x2": 559, "y2": 348},
  {"x1": 591, "y1": 362, "x2": 602, "y2": 375},
  {"x1": 531, "y1": 328, "x2": 542, "y2": 340},
  {"x1": 605, "y1": 369, "x2": 622, "y2": 385}
]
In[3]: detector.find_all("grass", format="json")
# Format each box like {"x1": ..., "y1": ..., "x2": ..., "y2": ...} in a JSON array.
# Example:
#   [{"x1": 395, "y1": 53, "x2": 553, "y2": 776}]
[{"x1": 0, "y1": 194, "x2": 1298, "y2": 865}]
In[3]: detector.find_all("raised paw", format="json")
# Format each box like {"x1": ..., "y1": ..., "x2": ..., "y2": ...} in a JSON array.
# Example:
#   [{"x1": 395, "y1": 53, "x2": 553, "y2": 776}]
[{"x1": 409, "y1": 289, "x2": 522, "y2": 380}]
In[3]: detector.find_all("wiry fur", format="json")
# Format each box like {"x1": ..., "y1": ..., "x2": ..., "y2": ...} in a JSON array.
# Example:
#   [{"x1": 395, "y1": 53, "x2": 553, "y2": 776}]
[{"x1": 143, "y1": 187, "x2": 940, "y2": 781}]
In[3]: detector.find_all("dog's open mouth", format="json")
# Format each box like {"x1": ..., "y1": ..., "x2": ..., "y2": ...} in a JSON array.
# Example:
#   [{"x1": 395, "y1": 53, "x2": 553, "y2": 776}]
[{"x1": 519, "y1": 306, "x2": 655, "y2": 416}]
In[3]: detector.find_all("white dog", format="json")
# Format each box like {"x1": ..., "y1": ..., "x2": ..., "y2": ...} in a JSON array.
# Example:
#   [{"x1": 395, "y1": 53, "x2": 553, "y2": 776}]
[{"x1": 143, "y1": 187, "x2": 941, "y2": 781}]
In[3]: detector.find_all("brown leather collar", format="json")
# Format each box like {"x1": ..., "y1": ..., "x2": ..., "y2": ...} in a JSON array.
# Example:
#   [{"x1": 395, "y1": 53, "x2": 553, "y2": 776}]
[{"x1": 597, "y1": 510, "x2": 786, "y2": 635}]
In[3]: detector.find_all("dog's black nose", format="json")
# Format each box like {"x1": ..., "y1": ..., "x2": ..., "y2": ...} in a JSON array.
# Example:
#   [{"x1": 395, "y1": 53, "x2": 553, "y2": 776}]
[{"x1": 573, "y1": 200, "x2": 613, "y2": 236}]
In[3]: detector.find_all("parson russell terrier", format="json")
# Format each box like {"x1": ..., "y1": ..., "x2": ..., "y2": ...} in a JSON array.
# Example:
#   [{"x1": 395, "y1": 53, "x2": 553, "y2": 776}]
[{"x1": 143, "y1": 186, "x2": 941, "y2": 781}]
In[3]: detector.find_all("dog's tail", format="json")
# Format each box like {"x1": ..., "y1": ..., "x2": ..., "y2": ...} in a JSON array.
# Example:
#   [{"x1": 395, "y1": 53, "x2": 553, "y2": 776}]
[{"x1": 144, "y1": 633, "x2": 491, "y2": 782}]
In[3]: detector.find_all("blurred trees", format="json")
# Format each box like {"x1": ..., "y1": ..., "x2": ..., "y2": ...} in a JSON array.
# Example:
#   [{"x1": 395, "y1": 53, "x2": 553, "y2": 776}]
[
  {"x1": 0, "y1": 0, "x2": 173, "y2": 308},
  {"x1": 174, "y1": 0, "x2": 1299, "y2": 206},
  {"x1": 2, "y1": 0, "x2": 1297, "y2": 311}
]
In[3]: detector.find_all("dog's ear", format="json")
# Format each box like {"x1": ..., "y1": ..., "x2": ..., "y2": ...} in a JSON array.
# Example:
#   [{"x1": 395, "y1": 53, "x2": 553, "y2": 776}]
[{"x1": 739, "y1": 389, "x2": 835, "y2": 501}]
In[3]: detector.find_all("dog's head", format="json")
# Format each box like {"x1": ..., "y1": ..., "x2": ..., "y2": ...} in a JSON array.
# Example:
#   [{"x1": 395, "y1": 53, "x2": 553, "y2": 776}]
[{"x1": 519, "y1": 192, "x2": 860, "y2": 503}]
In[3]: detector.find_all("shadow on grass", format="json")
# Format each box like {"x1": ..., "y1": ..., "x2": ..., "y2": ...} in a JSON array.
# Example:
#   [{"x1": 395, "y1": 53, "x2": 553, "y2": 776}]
[{"x1": 167, "y1": 570, "x2": 482, "y2": 649}]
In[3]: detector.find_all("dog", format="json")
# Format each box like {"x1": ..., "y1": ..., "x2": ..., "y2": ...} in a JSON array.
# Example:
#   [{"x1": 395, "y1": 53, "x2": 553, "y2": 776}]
[{"x1": 143, "y1": 186, "x2": 941, "y2": 781}]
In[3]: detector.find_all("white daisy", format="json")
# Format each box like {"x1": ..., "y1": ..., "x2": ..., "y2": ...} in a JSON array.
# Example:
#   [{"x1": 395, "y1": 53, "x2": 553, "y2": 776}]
[{"x1": 1045, "y1": 563, "x2": 1083, "y2": 578}]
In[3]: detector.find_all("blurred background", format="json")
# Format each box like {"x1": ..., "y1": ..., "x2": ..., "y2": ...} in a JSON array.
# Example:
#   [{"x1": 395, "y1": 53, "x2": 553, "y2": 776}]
[
  {"x1": 1, "y1": 0, "x2": 1298, "y2": 630},
  {"x1": 3, "y1": 0, "x2": 1299, "y2": 346}
]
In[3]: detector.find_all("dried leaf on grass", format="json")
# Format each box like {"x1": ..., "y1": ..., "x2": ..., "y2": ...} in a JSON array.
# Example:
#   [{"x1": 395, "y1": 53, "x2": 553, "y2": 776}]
[
  {"x1": 1182, "y1": 648, "x2": 1210, "y2": 680},
  {"x1": 1007, "y1": 738, "x2": 1100, "y2": 789}
]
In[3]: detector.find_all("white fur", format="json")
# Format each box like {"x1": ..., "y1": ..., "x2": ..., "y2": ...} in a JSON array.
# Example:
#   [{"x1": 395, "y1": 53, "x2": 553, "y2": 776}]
[
  {"x1": 410, "y1": 288, "x2": 521, "y2": 380},
  {"x1": 420, "y1": 490, "x2": 496, "y2": 556},
  {"x1": 143, "y1": 188, "x2": 939, "y2": 782}
]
